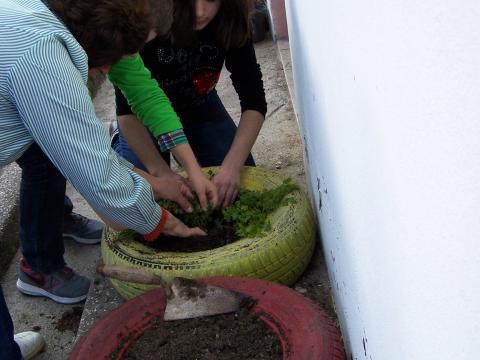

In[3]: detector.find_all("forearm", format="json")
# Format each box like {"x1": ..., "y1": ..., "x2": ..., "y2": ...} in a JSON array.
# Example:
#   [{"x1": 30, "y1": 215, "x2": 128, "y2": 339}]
[
  {"x1": 117, "y1": 115, "x2": 203, "y2": 185},
  {"x1": 222, "y1": 110, "x2": 264, "y2": 169},
  {"x1": 118, "y1": 115, "x2": 171, "y2": 177},
  {"x1": 170, "y1": 143, "x2": 218, "y2": 209},
  {"x1": 94, "y1": 212, "x2": 125, "y2": 231},
  {"x1": 10, "y1": 37, "x2": 164, "y2": 235},
  {"x1": 108, "y1": 54, "x2": 182, "y2": 136},
  {"x1": 63, "y1": 145, "x2": 162, "y2": 235},
  {"x1": 170, "y1": 143, "x2": 204, "y2": 176},
  {"x1": 132, "y1": 166, "x2": 165, "y2": 201}
]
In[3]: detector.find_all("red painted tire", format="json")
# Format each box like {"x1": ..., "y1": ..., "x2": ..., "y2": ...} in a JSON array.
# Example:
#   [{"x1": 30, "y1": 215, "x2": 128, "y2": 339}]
[{"x1": 69, "y1": 277, "x2": 345, "y2": 360}]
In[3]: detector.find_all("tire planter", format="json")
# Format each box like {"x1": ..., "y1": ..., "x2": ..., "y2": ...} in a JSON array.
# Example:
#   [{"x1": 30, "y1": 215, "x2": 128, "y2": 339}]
[
  {"x1": 102, "y1": 167, "x2": 316, "y2": 300},
  {"x1": 69, "y1": 277, "x2": 346, "y2": 360}
]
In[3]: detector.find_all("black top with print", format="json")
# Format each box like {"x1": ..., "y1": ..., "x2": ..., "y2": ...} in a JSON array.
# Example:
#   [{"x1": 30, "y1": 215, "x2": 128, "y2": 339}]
[{"x1": 115, "y1": 25, "x2": 267, "y2": 116}]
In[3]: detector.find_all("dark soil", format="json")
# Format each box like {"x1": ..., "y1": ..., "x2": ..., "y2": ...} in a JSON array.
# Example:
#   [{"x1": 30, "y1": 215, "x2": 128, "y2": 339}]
[
  {"x1": 123, "y1": 307, "x2": 282, "y2": 360},
  {"x1": 136, "y1": 223, "x2": 239, "y2": 252},
  {"x1": 55, "y1": 306, "x2": 83, "y2": 333}
]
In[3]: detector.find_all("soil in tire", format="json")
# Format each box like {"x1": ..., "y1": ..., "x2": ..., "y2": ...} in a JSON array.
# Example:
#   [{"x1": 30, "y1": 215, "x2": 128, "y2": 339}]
[
  {"x1": 123, "y1": 306, "x2": 282, "y2": 360},
  {"x1": 135, "y1": 222, "x2": 239, "y2": 252}
]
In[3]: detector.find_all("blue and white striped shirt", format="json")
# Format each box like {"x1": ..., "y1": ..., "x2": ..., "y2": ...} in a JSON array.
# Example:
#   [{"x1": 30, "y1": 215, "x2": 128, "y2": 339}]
[{"x1": 0, "y1": 0, "x2": 162, "y2": 234}]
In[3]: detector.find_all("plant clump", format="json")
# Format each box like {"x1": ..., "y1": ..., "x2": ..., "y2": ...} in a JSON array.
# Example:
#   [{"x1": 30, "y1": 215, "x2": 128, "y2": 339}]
[
  {"x1": 223, "y1": 179, "x2": 298, "y2": 237},
  {"x1": 160, "y1": 178, "x2": 298, "y2": 239}
]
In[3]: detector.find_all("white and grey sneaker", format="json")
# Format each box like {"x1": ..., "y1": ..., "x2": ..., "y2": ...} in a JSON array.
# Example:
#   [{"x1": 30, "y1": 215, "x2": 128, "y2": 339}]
[
  {"x1": 14, "y1": 331, "x2": 45, "y2": 360},
  {"x1": 62, "y1": 212, "x2": 104, "y2": 245},
  {"x1": 16, "y1": 258, "x2": 90, "y2": 304}
]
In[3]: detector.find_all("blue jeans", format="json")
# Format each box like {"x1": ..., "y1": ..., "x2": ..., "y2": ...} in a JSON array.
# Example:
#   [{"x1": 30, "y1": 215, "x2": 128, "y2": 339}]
[
  {"x1": 113, "y1": 91, "x2": 255, "y2": 171},
  {"x1": 15, "y1": 143, "x2": 70, "y2": 273},
  {"x1": 0, "y1": 286, "x2": 22, "y2": 360}
]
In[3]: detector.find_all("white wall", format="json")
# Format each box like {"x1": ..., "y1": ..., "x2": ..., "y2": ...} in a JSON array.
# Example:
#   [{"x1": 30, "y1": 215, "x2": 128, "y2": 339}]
[{"x1": 285, "y1": 1, "x2": 480, "y2": 359}]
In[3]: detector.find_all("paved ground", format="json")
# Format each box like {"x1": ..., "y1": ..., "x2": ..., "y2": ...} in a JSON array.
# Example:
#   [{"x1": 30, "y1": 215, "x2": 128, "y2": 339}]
[
  {"x1": 0, "y1": 164, "x2": 21, "y2": 273},
  {"x1": 0, "y1": 37, "x2": 336, "y2": 359}
]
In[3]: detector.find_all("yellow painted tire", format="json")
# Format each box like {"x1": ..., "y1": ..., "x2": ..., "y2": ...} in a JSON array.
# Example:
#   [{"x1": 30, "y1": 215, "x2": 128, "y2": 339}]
[{"x1": 102, "y1": 167, "x2": 316, "y2": 300}]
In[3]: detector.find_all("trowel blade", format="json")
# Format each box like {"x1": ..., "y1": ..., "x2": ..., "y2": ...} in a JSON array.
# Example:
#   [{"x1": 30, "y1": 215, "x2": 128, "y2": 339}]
[{"x1": 163, "y1": 278, "x2": 248, "y2": 321}]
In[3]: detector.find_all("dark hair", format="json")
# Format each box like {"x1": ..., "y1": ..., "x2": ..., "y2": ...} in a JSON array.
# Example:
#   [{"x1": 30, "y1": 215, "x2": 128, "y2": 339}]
[
  {"x1": 45, "y1": 0, "x2": 157, "y2": 68},
  {"x1": 151, "y1": 0, "x2": 175, "y2": 36},
  {"x1": 171, "y1": 0, "x2": 254, "y2": 50}
]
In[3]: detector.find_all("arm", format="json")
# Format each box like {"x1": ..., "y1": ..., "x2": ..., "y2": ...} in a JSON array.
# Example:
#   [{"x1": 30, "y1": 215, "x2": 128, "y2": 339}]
[
  {"x1": 108, "y1": 54, "x2": 182, "y2": 136},
  {"x1": 215, "y1": 41, "x2": 267, "y2": 207},
  {"x1": 118, "y1": 115, "x2": 218, "y2": 209},
  {"x1": 10, "y1": 36, "x2": 202, "y2": 237},
  {"x1": 221, "y1": 110, "x2": 264, "y2": 169},
  {"x1": 111, "y1": 55, "x2": 218, "y2": 208},
  {"x1": 132, "y1": 166, "x2": 193, "y2": 213},
  {"x1": 170, "y1": 143, "x2": 218, "y2": 209},
  {"x1": 214, "y1": 110, "x2": 264, "y2": 207},
  {"x1": 118, "y1": 114, "x2": 173, "y2": 177}
]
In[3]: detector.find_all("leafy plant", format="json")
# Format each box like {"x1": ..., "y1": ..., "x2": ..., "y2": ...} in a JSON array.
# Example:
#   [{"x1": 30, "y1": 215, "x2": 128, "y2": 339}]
[
  {"x1": 159, "y1": 199, "x2": 221, "y2": 230},
  {"x1": 160, "y1": 178, "x2": 299, "y2": 239},
  {"x1": 223, "y1": 179, "x2": 298, "y2": 237}
]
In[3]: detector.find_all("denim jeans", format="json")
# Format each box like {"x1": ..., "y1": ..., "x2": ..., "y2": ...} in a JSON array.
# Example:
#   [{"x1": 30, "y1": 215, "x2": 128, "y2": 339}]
[
  {"x1": 113, "y1": 91, "x2": 255, "y2": 171},
  {"x1": 0, "y1": 286, "x2": 22, "y2": 360},
  {"x1": 15, "y1": 143, "x2": 67, "y2": 273}
]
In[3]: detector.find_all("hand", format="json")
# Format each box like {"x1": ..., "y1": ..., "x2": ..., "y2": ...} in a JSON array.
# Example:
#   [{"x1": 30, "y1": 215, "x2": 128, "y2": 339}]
[
  {"x1": 162, "y1": 210, "x2": 207, "y2": 237},
  {"x1": 213, "y1": 165, "x2": 241, "y2": 208},
  {"x1": 151, "y1": 173, "x2": 194, "y2": 212},
  {"x1": 134, "y1": 167, "x2": 194, "y2": 213},
  {"x1": 188, "y1": 170, "x2": 218, "y2": 209},
  {"x1": 169, "y1": 143, "x2": 218, "y2": 209}
]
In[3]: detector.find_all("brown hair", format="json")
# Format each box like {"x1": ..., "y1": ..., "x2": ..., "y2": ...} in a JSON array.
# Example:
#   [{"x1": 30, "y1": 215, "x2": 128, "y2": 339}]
[
  {"x1": 171, "y1": 0, "x2": 254, "y2": 50},
  {"x1": 45, "y1": 0, "x2": 158, "y2": 68},
  {"x1": 151, "y1": 0, "x2": 175, "y2": 36}
]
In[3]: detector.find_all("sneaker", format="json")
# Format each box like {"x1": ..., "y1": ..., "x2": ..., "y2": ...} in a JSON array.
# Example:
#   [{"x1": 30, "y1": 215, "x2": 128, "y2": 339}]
[
  {"x1": 16, "y1": 258, "x2": 90, "y2": 304},
  {"x1": 62, "y1": 212, "x2": 104, "y2": 245},
  {"x1": 14, "y1": 331, "x2": 45, "y2": 360}
]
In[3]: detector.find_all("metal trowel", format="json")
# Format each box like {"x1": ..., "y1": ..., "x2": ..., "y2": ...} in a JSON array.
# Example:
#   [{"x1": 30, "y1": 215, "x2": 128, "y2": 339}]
[{"x1": 96, "y1": 263, "x2": 249, "y2": 321}]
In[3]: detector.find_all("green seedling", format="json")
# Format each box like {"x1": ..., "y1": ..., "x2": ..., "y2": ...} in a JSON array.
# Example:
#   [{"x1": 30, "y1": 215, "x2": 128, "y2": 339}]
[
  {"x1": 223, "y1": 179, "x2": 298, "y2": 237},
  {"x1": 160, "y1": 179, "x2": 299, "y2": 238}
]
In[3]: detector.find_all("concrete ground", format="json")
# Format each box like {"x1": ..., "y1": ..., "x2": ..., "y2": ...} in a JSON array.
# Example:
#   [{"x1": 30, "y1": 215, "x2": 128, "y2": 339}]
[{"x1": 0, "y1": 36, "x2": 336, "y2": 359}]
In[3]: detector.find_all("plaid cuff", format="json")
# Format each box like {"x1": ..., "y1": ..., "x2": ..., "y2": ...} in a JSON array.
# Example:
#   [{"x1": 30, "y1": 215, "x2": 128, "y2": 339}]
[{"x1": 157, "y1": 129, "x2": 188, "y2": 152}]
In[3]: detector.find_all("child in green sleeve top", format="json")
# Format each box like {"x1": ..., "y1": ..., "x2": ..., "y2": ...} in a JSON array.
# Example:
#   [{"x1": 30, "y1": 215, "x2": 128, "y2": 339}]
[
  {"x1": 109, "y1": 0, "x2": 266, "y2": 209},
  {"x1": 108, "y1": 31, "x2": 218, "y2": 211}
]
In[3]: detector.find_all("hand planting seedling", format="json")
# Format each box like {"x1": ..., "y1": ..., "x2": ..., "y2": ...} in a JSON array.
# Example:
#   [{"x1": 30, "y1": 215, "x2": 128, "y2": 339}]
[{"x1": 156, "y1": 178, "x2": 299, "y2": 246}]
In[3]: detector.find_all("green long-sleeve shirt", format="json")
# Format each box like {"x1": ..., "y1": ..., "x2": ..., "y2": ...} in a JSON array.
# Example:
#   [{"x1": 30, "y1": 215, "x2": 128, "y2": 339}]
[{"x1": 108, "y1": 54, "x2": 187, "y2": 150}]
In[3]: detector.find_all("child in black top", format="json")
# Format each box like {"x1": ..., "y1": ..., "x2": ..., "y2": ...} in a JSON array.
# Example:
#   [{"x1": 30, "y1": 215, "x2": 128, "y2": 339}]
[{"x1": 112, "y1": 0, "x2": 267, "y2": 208}]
